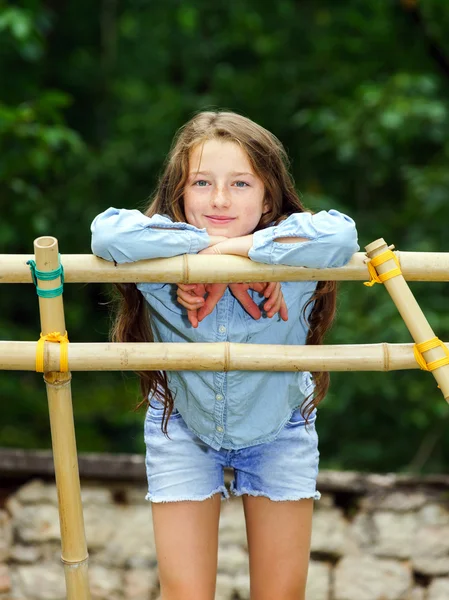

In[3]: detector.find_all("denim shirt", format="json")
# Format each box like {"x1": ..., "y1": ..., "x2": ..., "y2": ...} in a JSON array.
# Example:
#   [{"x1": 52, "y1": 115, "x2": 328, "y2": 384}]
[{"x1": 91, "y1": 207, "x2": 359, "y2": 450}]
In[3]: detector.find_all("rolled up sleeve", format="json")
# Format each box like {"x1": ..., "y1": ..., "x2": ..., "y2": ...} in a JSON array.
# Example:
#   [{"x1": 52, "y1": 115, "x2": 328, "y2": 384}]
[
  {"x1": 249, "y1": 209, "x2": 359, "y2": 268},
  {"x1": 91, "y1": 207, "x2": 210, "y2": 263}
]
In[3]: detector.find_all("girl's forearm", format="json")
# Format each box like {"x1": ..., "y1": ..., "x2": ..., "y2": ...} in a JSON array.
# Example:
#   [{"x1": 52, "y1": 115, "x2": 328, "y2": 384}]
[{"x1": 212, "y1": 235, "x2": 254, "y2": 257}]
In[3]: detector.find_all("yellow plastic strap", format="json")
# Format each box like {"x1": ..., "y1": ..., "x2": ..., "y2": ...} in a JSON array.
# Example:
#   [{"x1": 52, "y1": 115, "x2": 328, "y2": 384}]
[
  {"x1": 36, "y1": 331, "x2": 69, "y2": 373},
  {"x1": 364, "y1": 250, "x2": 402, "y2": 287},
  {"x1": 414, "y1": 337, "x2": 449, "y2": 372}
]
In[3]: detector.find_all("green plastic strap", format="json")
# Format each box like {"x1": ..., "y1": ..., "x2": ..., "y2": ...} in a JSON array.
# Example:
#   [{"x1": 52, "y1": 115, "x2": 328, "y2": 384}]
[{"x1": 26, "y1": 257, "x2": 65, "y2": 298}]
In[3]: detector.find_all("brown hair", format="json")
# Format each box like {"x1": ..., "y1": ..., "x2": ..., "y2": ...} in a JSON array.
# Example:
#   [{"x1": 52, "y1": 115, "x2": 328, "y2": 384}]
[{"x1": 111, "y1": 111, "x2": 336, "y2": 433}]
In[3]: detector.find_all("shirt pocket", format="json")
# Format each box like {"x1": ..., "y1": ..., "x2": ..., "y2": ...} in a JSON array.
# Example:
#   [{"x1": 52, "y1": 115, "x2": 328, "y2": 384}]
[
  {"x1": 146, "y1": 401, "x2": 182, "y2": 422},
  {"x1": 285, "y1": 406, "x2": 308, "y2": 428}
]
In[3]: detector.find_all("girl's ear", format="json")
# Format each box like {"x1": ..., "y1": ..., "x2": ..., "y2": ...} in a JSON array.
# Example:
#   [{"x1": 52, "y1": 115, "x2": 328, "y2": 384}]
[{"x1": 262, "y1": 197, "x2": 272, "y2": 216}]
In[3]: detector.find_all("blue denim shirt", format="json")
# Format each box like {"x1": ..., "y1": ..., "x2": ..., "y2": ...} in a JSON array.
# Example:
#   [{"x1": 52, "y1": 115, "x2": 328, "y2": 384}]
[{"x1": 91, "y1": 207, "x2": 359, "y2": 450}]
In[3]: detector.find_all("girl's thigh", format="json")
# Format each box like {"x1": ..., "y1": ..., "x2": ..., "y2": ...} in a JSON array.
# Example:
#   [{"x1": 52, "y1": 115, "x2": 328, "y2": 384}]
[
  {"x1": 152, "y1": 495, "x2": 221, "y2": 600},
  {"x1": 242, "y1": 495, "x2": 314, "y2": 600}
]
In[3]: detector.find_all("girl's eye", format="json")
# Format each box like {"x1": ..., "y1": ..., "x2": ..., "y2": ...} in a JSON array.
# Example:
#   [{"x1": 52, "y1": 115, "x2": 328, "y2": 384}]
[
  {"x1": 194, "y1": 180, "x2": 210, "y2": 187},
  {"x1": 234, "y1": 181, "x2": 249, "y2": 188}
]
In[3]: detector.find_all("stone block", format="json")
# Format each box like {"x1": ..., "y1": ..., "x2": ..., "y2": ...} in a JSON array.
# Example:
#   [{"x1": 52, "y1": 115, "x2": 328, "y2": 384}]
[
  {"x1": 334, "y1": 555, "x2": 412, "y2": 600},
  {"x1": 217, "y1": 545, "x2": 248, "y2": 574},
  {"x1": 306, "y1": 561, "x2": 331, "y2": 600},
  {"x1": 94, "y1": 506, "x2": 156, "y2": 568},
  {"x1": 89, "y1": 565, "x2": 122, "y2": 600},
  {"x1": 123, "y1": 568, "x2": 158, "y2": 599},
  {"x1": 419, "y1": 503, "x2": 449, "y2": 527},
  {"x1": 409, "y1": 586, "x2": 426, "y2": 600},
  {"x1": 9, "y1": 545, "x2": 41, "y2": 564},
  {"x1": 412, "y1": 525, "x2": 449, "y2": 576},
  {"x1": 15, "y1": 505, "x2": 60, "y2": 543},
  {"x1": 350, "y1": 511, "x2": 418, "y2": 559},
  {"x1": 13, "y1": 563, "x2": 65, "y2": 599},
  {"x1": 84, "y1": 505, "x2": 120, "y2": 550},
  {"x1": 0, "y1": 511, "x2": 12, "y2": 562},
  {"x1": 428, "y1": 577, "x2": 449, "y2": 600},
  {"x1": 81, "y1": 485, "x2": 113, "y2": 506},
  {"x1": 15, "y1": 480, "x2": 58, "y2": 505},
  {"x1": 311, "y1": 508, "x2": 349, "y2": 557},
  {"x1": 215, "y1": 573, "x2": 235, "y2": 600},
  {"x1": 369, "y1": 511, "x2": 417, "y2": 559}
]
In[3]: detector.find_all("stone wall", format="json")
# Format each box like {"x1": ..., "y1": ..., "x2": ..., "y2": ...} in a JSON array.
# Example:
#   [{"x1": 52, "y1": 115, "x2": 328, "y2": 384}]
[{"x1": 1, "y1": 450, "x2": 449, "y2": 600}]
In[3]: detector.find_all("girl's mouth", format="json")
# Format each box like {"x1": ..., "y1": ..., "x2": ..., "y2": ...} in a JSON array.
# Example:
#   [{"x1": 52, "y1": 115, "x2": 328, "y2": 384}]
[{"x1": 205, "y1": 216, "x2": 236, "y2": 225}]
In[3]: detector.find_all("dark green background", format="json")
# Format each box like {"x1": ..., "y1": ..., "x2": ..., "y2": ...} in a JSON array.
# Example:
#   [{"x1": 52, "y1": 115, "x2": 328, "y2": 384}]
[{"x1": 1, "y1": 0, "x2": 448, "y2": 473}]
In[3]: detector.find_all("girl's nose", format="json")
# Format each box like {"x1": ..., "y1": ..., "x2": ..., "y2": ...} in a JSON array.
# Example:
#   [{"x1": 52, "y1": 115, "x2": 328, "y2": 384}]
[{"x1": 211, "y1": 186, "x2": 231, "y2": 208}]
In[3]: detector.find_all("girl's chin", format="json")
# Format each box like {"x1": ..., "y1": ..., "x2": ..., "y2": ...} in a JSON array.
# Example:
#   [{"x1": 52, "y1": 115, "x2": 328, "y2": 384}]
[{"x1": 206, "y1": 226, "x2": 237, "y2": 236}]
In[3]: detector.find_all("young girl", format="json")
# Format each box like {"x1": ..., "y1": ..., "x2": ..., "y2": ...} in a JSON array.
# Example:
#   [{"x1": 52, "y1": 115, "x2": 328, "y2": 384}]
[{"x1": 91, "y1": 111, "x2": 359, "y2": 600}]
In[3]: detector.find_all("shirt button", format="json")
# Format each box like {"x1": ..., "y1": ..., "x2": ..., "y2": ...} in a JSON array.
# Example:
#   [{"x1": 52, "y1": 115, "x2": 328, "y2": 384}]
[
  {"x1": 216, "y1": 426, "x2": 223, "y2": 432},
  {"x1": 218, "y1": 325, "x2": 226, "y2": 334},
  {"x1": 216, "y1": 394, "x2": 223, "y2": 401}
]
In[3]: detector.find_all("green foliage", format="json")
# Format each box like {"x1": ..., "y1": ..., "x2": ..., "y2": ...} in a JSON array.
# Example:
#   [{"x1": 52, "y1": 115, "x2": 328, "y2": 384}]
[{"x1": 1, "y1": 0, "x2": 448, "y2": 473}]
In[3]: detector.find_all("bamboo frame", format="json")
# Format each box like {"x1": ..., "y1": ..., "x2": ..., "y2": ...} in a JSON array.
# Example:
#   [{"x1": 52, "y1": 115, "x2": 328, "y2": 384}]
[
  {"x1": 1, "y1": 251, "x2": 449, "y2": 283},
  {"x1": 33, "y1": 236, "x2": 91, "y2": 600},
  {"x1": 2, "y1": 341, "x2": 449, "y2": 372},
  {"x1": 365, "y1": 239, "x2": 449, "y2": 401},
  {"x1": 1, "y1": 237, "x2": 449, "y2": 599}
]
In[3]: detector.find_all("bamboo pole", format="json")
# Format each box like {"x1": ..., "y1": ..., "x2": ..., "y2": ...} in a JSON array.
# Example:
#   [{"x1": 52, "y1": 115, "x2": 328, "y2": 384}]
[
  {"x1": 33, "y1": 236, "x2": 91, "y2": 599},
  {"x1": 1, "y1": 251, "x2": 449, "y2": 283},
  {"x1": 2, "y1": 340, "x2": 449, "y2": 372},
  {"x1": 365, "y1": 239, "x2": 449, "y2": 401}
]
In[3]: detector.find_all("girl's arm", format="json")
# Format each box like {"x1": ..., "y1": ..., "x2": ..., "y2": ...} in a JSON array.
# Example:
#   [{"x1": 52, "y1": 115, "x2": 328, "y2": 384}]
[
  {"x1": 201, "y1": 210, "x2": 359, "y2": 268},
  {"x1": 90, "y1": 207, "x2": 212, "y2": 263}
]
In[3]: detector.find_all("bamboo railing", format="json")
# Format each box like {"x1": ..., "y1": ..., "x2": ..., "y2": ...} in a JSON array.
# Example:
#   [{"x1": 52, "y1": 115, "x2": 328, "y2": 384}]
[
  {"x1": 1, "y1": 251, "x2": 449, "y2": 283},
  {"x1": 1, "y1": 236, "x2": 448, "y2": 598}
]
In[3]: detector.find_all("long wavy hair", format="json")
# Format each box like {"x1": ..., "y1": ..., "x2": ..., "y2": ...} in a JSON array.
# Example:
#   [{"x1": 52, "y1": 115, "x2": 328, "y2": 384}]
[{"x1": 111, "y1": 110, "x2": 337, "y2": 433}]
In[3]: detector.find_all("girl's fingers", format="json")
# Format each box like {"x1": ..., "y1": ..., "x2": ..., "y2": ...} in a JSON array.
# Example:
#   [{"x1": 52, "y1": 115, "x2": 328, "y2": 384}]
[
  {"x1": 263, "y1": 281, "x2": 276, "y2": 298},
  {"x1": 230, "y1": 285, "x2": 262, "y2": 320},
  {"x1": 177, "y1": 283, "x2": 207, "y2": 295},
  {"x1": 177, "y1": 289, "x2": 205, "y2": 310},
  {"x1": 264, "y1": 283, "x2": 289, "y2": 320},
  {"x1": 250, "y1": 282, "x2": 267, "y2": 294},
  {"x1": 187, "y1": 309, "x2": 198, "y2": 328},
  {"x1": 177, "y1": 283, "x2": 197, "y2": 291},
  {"x1": 279, "y1": 297, "x2": 289, "y2": 321},
  {"x1": 197, "y1": 283, "x2": 227, "y2": 322},
  {"x1": 264, "y1": 283, "x2": 281, "y2": 313}
]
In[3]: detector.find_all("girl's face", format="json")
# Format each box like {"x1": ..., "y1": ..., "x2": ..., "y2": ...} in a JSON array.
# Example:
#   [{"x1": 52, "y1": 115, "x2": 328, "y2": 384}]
[{"x1": 183, "y1": 139, "x2": 269, "y2": 238}]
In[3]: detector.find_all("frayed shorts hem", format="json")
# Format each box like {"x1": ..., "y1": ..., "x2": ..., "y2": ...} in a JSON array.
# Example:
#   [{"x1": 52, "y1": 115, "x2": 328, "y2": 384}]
[
  {"x1": 230, "y1": 484, "x2": 321, "y2": 502},
  {"x1": 145, "y1": 485, "x2": 230, "y2": 503},
  {"x1": 145, "y1": 485, "x2": 320, "y2": 503}
]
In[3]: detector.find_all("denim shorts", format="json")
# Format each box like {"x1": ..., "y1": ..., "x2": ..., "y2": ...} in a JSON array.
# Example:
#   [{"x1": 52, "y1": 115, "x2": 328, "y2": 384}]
[{"x1": 144, "y1": 403, "x2": 320, "y2": 503}]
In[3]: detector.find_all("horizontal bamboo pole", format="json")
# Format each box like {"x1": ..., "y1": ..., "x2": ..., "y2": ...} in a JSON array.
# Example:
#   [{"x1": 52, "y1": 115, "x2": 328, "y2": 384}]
[
  {"x1": 1, "y1": 251, "x2": 449, "y2": 283},
  {"x1": 2, "y1": 341, "x2": 448, "y2": 372}
]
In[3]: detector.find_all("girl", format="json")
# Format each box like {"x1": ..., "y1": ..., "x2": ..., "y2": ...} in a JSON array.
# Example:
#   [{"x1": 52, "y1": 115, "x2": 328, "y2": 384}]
[{"x1": 91, "y1": 111, "x2": 359, "y2": 600}]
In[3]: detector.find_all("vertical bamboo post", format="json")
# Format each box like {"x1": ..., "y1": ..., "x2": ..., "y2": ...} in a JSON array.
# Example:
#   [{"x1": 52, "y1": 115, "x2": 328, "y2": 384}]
[
  {"x1": 365, "y1": 238, "x2": 449, "y2": 401},
  {"x1": 34, "y1": 236, "x2": 91, "y2": 599}
]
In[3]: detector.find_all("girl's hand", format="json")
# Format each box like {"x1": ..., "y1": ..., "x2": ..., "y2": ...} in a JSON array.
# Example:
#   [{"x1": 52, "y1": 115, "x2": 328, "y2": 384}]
[
  {"x1": 251, "y1": 282, "x2": 289, "y2": 321},
  {"x1": 176, "y1": 283, "x2": 208, "y2": 328},
  {"x1": 176, "y1": 281, "x2": 288, "y2": 327}
]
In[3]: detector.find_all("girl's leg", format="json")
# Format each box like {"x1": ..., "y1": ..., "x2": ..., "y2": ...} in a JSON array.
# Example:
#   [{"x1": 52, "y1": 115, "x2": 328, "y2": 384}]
[
  {"x1": 242, "y1": 495, "x2": 314, "y2": 600},
  {"x1": 152, "y1": 494, "x2": 221, "y2": 600}
]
